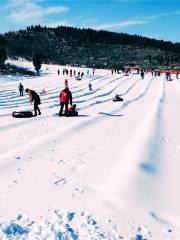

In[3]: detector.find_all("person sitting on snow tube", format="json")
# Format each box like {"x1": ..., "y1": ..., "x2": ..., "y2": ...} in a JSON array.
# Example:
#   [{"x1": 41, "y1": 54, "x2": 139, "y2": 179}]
[
  {"x1": 63, "y1": 104, "x2": 78, "y2": 116},
  {"x1": 113, "y1": 94, "x2": 123, "y2": 101},
  {"x1": 68, "y1": 104, "x2": 76, "y2": 112}
]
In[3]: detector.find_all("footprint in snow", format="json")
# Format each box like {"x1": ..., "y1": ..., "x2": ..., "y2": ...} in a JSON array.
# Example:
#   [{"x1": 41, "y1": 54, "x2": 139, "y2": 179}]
[
  {"x1": 78, "y1": 152, "x2": 86, "y2": 157},
  {"x1": 57, "y1": 159, "x2": 65, "y2": 165},
  {"x1": 0, "y1": 198, "x2": 4, "y2": 206},
  {"x1": 53, "y1": 173, "x2": 71, "y2": 186},
  {"x1": 8, "y1": 179, "x2": 20, "y2": 188},
  {"x1": 54, "y1": 177, "x2": 71, "y2": 186},
  {"x1": 27, "y1": 156, "x2": 33, "y2": 162},
  {"x1": 51, "y1": 159, "x2": 65, "y2": 165},
  {"x1": 72, "y1": 187, "x2": 85, "y2": 197},
  {"x1": 17, "y1": 168, "x2": 23, "y2": 174},
  {"x1": 162, "y1": 228, "x2": 173, "y2": 238},
  {"x1": 71, "y1": 164, "x2": 84, "y2": 172},
  {"x1": 161, "y1": 137, "x2": 169, "y2": 143},
  {"x1": 79, "y1": 159, "x2": 85, "y2": 163}
]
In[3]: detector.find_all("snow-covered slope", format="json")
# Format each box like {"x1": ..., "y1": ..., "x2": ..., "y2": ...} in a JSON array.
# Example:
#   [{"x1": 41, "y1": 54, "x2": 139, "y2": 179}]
[{"x1": 0, "y1": 60, "x2": 180, "y2": 239}]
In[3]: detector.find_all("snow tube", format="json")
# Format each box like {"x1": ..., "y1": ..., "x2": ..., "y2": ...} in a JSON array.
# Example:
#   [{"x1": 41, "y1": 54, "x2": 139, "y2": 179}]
[
  {"x1": 113, "y1": 97, "x2": 123, "y2": 102},
  {"x1": 12, "y1": 111, "x2": 33, "y2": 118},
  {"x1": 65, "y1": 111, "x2": 78, "y2": 117},
  {"x1": 58, "y1": 111, "x2": 78, "y2": 117},
  {"x1": 75, "y1": 76, "x2": 82, "y2": 81}
]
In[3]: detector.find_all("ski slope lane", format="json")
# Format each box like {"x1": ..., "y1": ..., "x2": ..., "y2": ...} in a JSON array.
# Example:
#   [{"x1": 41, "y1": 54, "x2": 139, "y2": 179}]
[{"x1": 0, "y1": 62, "x2": 179, "y2": 239}]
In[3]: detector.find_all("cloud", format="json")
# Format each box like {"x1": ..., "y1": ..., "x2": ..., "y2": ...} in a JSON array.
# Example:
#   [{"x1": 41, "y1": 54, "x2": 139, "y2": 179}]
[
  {"x1": 6, "y1": 0, "x2": 69, "y2": 24},
  {"x1": 43, "y1": 6, "x2": 69, "y2": 15},
  {"x1": 2, "y1": 0, "x2": 43, "y2": 9},
  {"x1": 140, "y1": 9, "x2": 180, "y2": 20},
  {"x1": 88, "y1": 19, "x2": 149, "y2": 31}
]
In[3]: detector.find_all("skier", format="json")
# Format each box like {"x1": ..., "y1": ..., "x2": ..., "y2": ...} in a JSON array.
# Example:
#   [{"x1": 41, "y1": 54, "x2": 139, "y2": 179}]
[
  {"x1": 70, "y1": 69, "x2": 72, "y2": 77},
  {"x1": 166, "y1": 72, "x2": 171, "y2": 81},
  {"x1": 58, "y1": 70, "x2": 60, "y2": 75},
  {"x1": 140, "y1": 70, "x2": 145, "y2": 80},
  {"x1": 64, "y1": 79, "x2": 68, "y2": 86},
  {"x1": 41, "y1": 88, "x2": 46, "y2": 94},
  {"x1": 59, "y1": 87, "x2": 72, "y2": 117},
  {"x1": 176, "y1": 72, "x2": 179, "y2": 79},
  {"x1": 19, "y1": 83, "x2": 24, "y2": 96},
  {"x1": 113, "y1": 94, "x2": 123, "y2": 102},
  {"x1": 88, "y1": 83, "x2": 92, "y2": 91},
  {"x1": 25, "y1": 88, "x2": 41, "y2": 116},
  {"x1": 115, "y1": 94, "x2": 122, "y2": 100}
]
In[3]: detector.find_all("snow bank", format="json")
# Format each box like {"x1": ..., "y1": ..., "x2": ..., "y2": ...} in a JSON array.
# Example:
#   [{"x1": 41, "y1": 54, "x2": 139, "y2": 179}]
[{"x1": 0, "y1": 210, "x2": 154, "y2": 240}]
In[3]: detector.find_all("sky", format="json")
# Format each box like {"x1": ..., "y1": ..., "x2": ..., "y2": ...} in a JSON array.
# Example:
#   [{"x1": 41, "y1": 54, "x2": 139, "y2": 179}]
[{"x1": 0, "y1": 0, "x2": 180, "y2": 43}]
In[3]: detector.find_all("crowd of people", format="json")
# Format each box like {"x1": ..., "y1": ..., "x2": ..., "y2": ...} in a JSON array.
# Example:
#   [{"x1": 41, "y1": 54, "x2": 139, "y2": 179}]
[
  {"x1": 17, "y1": 68, "x2": 179, "y2": 117},
  {"x1": 57, "y1": 68, "x2": 90, "y2": 78}
]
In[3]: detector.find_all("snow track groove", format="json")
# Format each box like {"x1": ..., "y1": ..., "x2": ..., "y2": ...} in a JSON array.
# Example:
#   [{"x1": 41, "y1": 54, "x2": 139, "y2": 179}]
[{"x1": 1, "y1": 62, "x2": 180, "y2": 238}]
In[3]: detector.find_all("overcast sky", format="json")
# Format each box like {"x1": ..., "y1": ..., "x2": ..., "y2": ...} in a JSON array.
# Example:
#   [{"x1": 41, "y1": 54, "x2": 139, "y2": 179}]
[{"x1": 0, "y1": 0, "x2": 180, "y2": 43}]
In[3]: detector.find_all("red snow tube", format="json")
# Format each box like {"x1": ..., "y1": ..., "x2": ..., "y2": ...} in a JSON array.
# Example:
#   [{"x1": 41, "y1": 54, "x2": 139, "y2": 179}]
[{"x1": 12, "y1": 111, "x2": 33, "y2": 118}]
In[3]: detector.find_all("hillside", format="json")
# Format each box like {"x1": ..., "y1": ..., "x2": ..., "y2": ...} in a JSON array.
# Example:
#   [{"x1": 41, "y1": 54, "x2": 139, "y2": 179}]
[{"x1": 1, "y1": 25, "x2": 180, "y2": 69}]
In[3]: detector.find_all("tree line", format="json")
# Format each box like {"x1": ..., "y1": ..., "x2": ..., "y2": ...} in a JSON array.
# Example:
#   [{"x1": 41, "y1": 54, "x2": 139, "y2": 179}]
[{"x1": 1, "y1": 25, "x2": 180, "y2": 69}]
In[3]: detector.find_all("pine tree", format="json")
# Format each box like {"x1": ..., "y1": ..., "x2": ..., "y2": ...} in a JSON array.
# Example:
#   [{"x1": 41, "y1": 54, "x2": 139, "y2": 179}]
[
  {"x1": 148, "y1": 55, "x2": 152, "y2": 65},
  {"x1": 0, "y1": 48, "x2": 7, "y2": 66},
  {"x1": 33, "y1": 53, "x2": 42, "y2": 75}
]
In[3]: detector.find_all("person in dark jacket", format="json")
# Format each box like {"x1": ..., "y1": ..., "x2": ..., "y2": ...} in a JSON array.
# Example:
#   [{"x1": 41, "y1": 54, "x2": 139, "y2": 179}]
[
  {"x1": 19, "y1": 83, "x2": 24, "y2": 96},
  {"x1": 64, "y1": 79, "x2": 68, "y2": 87},
  {"x1": 140, "y1": 69, "x2": 145, "y2": 80},
  {"x1": 59, "y1": 87, "x2": 72, "y2": 117},
  {"x1": 25, "y1": 88, "x2": 41, "y2": 116},
  {"x1": 70, "y1": 69, "x2": 72, "y2": 77},
  {"x1": 88, "y1": 83, "x2": 92, "y2": 91}
]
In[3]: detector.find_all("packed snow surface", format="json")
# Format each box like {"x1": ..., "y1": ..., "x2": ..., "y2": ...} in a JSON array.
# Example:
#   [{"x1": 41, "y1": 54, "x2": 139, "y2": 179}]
[{"x1": 0, "y1": 60, "x2": 180, "y2": 239}]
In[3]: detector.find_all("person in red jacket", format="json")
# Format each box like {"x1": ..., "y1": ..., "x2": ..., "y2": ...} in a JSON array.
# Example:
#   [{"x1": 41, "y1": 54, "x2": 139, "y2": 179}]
[{"x1": 59, "y1": 87, "x2": 72, "y2": 116}]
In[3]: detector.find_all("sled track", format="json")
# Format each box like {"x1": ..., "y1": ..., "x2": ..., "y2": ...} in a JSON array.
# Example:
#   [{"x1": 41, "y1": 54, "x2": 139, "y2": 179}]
[{"x1": 1, "y1": 67, "x2": 180, "y2": 239}]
